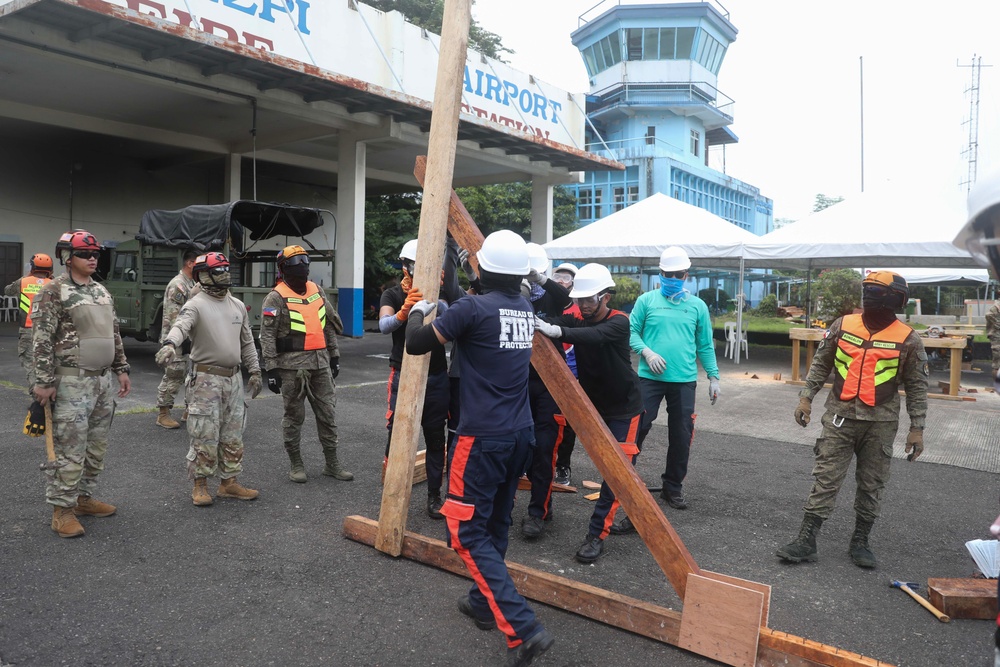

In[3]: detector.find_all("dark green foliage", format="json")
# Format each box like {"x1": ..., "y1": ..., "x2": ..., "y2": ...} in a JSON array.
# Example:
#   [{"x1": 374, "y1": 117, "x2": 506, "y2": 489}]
[
  {"x1": 814, "y1": 268, "x2": 862, "y2": 319},
  {"x1": 754, "y1": 293, "x2": 778, "y2": 317},
  {"x1": 455, "y1": 183, "x2": 579, "y2": 239},
  {"x1": 608, "y1": 276, "x2": 640, "y2": 311},
  {"x1": 699, "y1": 288, "x2": 731, "y2": 312},
  {"x1": 364, "y1": 0, "x2": 512, "y2": 61}
]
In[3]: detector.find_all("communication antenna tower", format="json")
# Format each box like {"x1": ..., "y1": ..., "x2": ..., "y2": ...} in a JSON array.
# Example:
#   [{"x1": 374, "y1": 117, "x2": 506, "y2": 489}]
[{"x1": 958, "y1": 55, "x2": 991, "y2": 192}]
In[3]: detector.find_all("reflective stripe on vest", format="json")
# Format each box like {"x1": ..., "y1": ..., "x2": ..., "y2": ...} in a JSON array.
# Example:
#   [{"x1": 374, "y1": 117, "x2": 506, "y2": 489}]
[
  {"x1": 19, "y1": 276, "x2": 51, "y2": 328},
  {"x1": 273, "y1": 281, "x2": 326, "y2": 351},
  {"x1": 831, "y1": 314, "x2": 912, "y2": 406}
]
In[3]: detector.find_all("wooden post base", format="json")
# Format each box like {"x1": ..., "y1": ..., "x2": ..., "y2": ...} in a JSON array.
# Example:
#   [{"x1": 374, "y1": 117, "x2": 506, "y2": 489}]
[{"x1": 343, "y1": 515, "x2": 893, "y2": 667}]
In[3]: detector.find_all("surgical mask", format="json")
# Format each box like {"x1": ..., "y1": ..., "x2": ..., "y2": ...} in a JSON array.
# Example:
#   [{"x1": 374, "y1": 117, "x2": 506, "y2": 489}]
[{"x1": 660, "y1": 277, "x2": 686, "y2": 298}]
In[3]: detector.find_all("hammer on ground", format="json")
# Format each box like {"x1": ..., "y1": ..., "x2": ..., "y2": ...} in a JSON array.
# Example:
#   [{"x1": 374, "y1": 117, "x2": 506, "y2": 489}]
[
  {"x1": 39, "y1": 403, "x2": 59, "y2": 473},
  {"x1": 890, "y1": 580, "x2": 950, "y2": 622}
]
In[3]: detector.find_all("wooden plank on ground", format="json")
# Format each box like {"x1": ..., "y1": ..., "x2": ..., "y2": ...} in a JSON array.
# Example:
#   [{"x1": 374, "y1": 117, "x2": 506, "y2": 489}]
[
  {"x1": 342, "y1": 515, "x2": 895, "y2": 667},
  {"x1": 928, "y1": 577, "x2": 998, "y2": 620},
  {"x1": 374, "y1": 0, "x2": 472, "y2": 557},
  {"x1": 678, "y1": 573, "x2": 763, "y2": 667}
]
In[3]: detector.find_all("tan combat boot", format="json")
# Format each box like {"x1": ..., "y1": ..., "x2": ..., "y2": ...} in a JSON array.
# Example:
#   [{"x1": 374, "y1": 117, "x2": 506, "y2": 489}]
[
  {"x1": 192, "y1": 477, "x2": 213, "y2": 506},
  {"x1": 156, "y1": 407, "x2": 180, "y2": 429},
  {"x1": 218, "y1": 477, "x2": 259, "y2": 501},
  {"x1": 75, "y1": 496, "x2": 116, "y2": 517},
  {"x1": 51, "y1": 505, "x2": 85, "y2": 538}
]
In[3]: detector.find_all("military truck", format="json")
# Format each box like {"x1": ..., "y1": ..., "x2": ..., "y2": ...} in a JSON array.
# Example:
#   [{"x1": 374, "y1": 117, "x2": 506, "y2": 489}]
[{"x1": 101, "y1": 200, "x2": 336, "y2": 343}]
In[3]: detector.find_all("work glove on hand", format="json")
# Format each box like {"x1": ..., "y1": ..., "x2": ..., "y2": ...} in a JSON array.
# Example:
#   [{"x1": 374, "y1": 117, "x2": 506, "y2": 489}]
[
  {"x1": 154, "y1": 343, "x2": 177, "y2": 367},
  {"x1": 458, "y1": 248, "x2": 476, "y2": 278},
  {"x1": 330, "y1": 356, "x2": 340, "y2": 379},
  {"x1": 794, "y1": 396, "x2": 812, "y2": 427},
  {"x1": 533, "y1": 316, "x2": 562, "y2": 339},
  {"x1": 905, "y1": 428, "x2": 924, "y2": 461},
  {"x1": 410, "y1": 299, "x2": 437, "y2": 319},
  {"x1": 23, "y1": 400, "x2": 45, "y2": 437},
  {"x1": 641, "y1": 348, "x2": 666, "y2": 374},
  {"x1": 266, "y1": 368, "x2": 282, "y2": 394},
  {"x1": 248, "y1": 371, "x2": 263, "y2": 399},
  {"x1": 397, "y1": 289, "x2": 423, "y2": 321},
  {"x1": 708, "y1": 377, "x2": 721, "y2": 406},
  {"x1": 527, "y1": 269, "x2": 547, "y2": 286}
]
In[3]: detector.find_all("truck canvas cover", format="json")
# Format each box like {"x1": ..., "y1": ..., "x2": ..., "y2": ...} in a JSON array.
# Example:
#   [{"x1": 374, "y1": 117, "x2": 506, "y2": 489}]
[{"x1": 136, "y1": 200, "x2": 327, "y2": 252}]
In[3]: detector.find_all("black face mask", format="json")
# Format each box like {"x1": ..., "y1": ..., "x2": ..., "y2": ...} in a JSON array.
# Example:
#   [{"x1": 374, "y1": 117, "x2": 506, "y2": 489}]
[
  {"x1": 282, "y1": 265, "x2": 309, "y2": 293},
  {"x1": 862, "y1": 286, "x2": 902, "y2": 330}
]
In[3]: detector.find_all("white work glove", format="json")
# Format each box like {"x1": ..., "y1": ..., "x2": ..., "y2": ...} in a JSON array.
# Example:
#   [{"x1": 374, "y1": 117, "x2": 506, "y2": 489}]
[
  {"x1": 458, "y1": 248, "x2": 476, "y2": 278},
  {"x1": 641, "y1": 348, "x2": 666, "y2": 374},
  {"x1": 533, "y1": 316, "x2": 562, "y2": 339},
  {"x1": 527, "y1": 269, "x2": 547, "y2": 286},
  {"x1": 410, "y1": 299, "x2": 437, "y2": 319},
  {"x1": 155, "y1": 343, "x2": 177, "y2": 367},
  {"x1": 708, "y1": 377, "x2": 720, "y2": 405}
]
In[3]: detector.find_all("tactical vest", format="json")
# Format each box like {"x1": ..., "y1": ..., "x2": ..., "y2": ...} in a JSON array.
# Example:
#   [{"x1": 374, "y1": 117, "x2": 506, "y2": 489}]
[
  {"x1": 274, "y1": 281, "x2": 327, "y2": 352},
  {"x1": 832, "y1": 314, "x2": 912, "y2": 406},
  {"x1": 19, "y1": 276, "x2": 51, "y2": 328}
]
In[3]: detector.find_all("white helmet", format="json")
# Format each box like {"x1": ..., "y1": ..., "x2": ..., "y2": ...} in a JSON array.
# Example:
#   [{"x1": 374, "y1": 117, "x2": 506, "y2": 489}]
[
  {"x1": 659, "y1": 246, "x2": 691, "y2": 272},
  {"x1": 553, "y1": 262, "x2": 578, "y2": 277},
  {"x1": 477, "y1": 230, "x2": 530, "y2": 276},
  {"x1": 525, "y1": 242, "x2": 551, "y2": 275},
  {"x1": 399, "y1": 239, "x2": 419, "y2": 261},
  {"x1": 569, "y1": 263, "x2": 615, "y2": 298},
  {"x1": 955, "y1": 169, "x2": 1000, "y2": 275}
]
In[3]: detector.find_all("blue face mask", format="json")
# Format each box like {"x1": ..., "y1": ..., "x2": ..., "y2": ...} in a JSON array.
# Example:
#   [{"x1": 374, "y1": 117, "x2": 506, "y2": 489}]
[{"x1": 660, "y1": 277, "x2": 686, "y2": 298}]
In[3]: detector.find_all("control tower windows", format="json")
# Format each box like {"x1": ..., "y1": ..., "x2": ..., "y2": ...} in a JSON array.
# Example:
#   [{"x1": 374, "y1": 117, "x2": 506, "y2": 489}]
[
  {"x1": 582, "y1": 31, "x2": 623, "y2": 77},
  {"x1": 624, "y1": 27, "x2": 697, "y2": 61}
]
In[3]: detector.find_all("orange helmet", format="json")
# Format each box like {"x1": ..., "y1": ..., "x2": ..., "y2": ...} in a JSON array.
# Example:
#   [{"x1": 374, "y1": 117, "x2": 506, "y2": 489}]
[
  {"x1": 30, "y1": 253, "x2": 53, "y2": 274},
  {"x1": 277, "y1": 244, "x2": 309, "y2": 268},
  {"x1": 863, "y1": 270, "x2": 908, "y2": 304},
  {"x1": 55, "y1": 230, "x2": 99, "y2": 264}
]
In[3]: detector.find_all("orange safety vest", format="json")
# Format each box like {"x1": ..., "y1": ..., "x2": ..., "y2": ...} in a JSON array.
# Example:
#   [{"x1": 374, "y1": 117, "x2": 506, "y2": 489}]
[
  {"x1": 831, "y1": 314, "x2": 912, "y2": 406},
  {"x1": 19, "y1": 276, "x2": 51, "y2": 328},
  {"x1": 273, "y1": 281, "x2": 327, "y2": 352}
]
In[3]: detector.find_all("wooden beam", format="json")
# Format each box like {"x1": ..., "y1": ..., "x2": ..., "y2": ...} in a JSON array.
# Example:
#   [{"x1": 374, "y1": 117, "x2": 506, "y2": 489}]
[
  {"x1": 342, "y1": 516, "x2": 894, "y2": 667},
  {"x1": 413, "y1": 156, "x2": 700, "y2": 598},
  {"x1": 374, "y1": 0, "x2": 473, "y2": 556}
]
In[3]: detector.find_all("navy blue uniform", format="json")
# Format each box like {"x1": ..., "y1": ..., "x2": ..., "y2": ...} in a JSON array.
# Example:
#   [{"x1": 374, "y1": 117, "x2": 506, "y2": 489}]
[
  {"x1": 407, "y1": 290, "x2": 547, "y2": 651},
  {"x1": 554, "y1": 308, "x2": 643, "y2": 539}
]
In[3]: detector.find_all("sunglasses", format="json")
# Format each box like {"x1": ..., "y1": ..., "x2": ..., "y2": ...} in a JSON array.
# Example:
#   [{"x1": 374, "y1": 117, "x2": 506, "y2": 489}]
[
  {"x1": 73, "y1": 250, "x2": 100, "y2": 260},
  {"x1": 660, "y1": 270, "x2": 686, "y2": 279},
  {"x1": 863, "y1": 284, "x2": 891, "y2": 297},
  {"x1": 402, "y1": 260, "x2": 416, "y2": 275},
  {"x1": 209, "y1": 266, "x2": 230, "y2": 276},
  {"x1": 282, "y1": 255, "x2": 310, "y2": 267}
]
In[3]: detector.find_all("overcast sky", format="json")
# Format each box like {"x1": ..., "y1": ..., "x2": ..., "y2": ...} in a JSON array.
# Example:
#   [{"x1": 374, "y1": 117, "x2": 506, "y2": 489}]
[{"x1": 472, "y1": 0, "x2": 1000, "y2": 221}]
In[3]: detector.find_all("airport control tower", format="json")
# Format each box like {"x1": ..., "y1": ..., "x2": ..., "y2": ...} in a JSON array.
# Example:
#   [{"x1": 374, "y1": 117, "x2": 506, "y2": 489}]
[{"x1": 570, "y1": 1, "x2": 772, "y2": 236}]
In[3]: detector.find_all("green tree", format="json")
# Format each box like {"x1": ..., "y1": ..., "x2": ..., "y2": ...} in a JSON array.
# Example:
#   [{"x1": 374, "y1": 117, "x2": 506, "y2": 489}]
[
  {"x1": 455, "y1": 182, "x2": 579, "y2": 239},
  {"x1": 364, "y1": 0, "x2": 512, "y2": 61},
  {"x1": 608, "y1": 275, "x2": 640, "y2": 312},
  {"x1": 754, "y1": 293, "x2": 778, "y2": 317},
  {"x1": 814, "y1": 194, "x2": 844, "y2": 212},
  {"x1": 814, "y1": 268, "x2": 862, "y2": 320},
  {"x1": 363, "y1": 193, "x2": 421, "y2": 316}
]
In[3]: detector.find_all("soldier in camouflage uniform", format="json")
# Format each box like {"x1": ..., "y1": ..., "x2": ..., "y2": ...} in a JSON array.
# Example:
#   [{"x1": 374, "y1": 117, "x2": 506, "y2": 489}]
[
  {"x1": 260, "y1": 245, "x2": 350, "y2": 483},
  {"x1": 156, "y1": 252, "x2": 263, "y2": 507},
  {"x1": 155, "y1": 249, "x2": 198, "y2": 429},
  {"x1": 32, "y1": 231, "x2": 131, "y2": 538},
  {"x1": 778, "y1": 271, "x2": 928, "y2": 569},
  {"x1": 985, "y1": 300, "x2": 1000, "y2": 380},
  {"x1": 3, "y1": 252, "x2": 53, "y2": 391}
]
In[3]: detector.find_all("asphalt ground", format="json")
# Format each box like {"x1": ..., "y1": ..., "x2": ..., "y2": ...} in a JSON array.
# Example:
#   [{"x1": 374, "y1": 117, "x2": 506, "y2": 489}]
[{"x1": 1, "y1": 321, "x2": 998, "y2": 667}]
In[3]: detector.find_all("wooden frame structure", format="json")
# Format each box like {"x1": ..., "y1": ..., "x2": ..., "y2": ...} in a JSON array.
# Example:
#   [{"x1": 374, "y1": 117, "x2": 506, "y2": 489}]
[{"x1": 343, "y1": 2, "x2": 893, "y2": 664}]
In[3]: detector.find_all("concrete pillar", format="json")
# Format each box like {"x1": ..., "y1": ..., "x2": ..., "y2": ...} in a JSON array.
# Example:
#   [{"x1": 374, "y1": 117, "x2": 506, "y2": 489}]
[
  {"x1": 530, "y1": 178, "x2": 554, "y2": 244},
  {"x1": 337, "y1": 134, "x2": 366, "y2": 337},
  {"x1": 224, "y1": 154, "x2": 241, "y2": 202}
]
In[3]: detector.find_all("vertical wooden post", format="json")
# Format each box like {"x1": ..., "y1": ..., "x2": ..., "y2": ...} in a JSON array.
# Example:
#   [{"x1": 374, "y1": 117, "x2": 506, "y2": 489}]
[{"x1": 375, "y1": 0, "x2": 473, "y2": 556}]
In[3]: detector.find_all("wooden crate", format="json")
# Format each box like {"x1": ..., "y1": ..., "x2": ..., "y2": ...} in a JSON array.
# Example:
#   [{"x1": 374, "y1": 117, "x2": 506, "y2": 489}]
[{"x1": 927, "y1": 578, "x2": 998, "y2": 620}]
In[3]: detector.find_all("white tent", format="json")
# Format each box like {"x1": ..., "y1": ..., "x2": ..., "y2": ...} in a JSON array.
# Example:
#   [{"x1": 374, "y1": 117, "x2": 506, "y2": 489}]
[
  {"x1": 742, "y1": 186, "x2": 977, "y2": 269},
  {"x1": 873, "y1": 267, "x2": 989, "y2": 286},
  {"x1": 542, "y1": 192, "x2": 756, "y2": 268}
]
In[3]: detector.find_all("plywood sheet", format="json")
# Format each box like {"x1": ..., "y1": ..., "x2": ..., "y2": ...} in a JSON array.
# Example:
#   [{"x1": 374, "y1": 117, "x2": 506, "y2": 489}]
[{"x1": 678, "y1": 573, "x2": 763, "y2": 667}]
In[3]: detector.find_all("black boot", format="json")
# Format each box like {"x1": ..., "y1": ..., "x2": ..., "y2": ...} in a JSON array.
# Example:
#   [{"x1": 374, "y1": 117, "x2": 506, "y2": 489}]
[
  {"x1": 427, "y1": 493, "x2": 443, "y2": 520},
  {"x1": 776, "y1": 514, "x2": 823, "y2": 563},
  {"x1": 849, "y1": 518, "x2": 877, "y2": 568}
]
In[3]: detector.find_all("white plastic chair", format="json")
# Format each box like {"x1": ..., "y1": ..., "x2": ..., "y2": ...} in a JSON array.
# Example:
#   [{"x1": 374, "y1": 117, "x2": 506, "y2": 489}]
[{"x1": 724, "y1": 320, "x2": 749, "y2": 360}]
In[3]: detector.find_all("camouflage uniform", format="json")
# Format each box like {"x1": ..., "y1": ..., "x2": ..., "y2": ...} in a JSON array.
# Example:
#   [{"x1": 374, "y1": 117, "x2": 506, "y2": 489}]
[
  {"x1": 985, "y1": 302, "x2": 1000, "y2": 378},
  {"x1": 799, "y1": 316, "x2": 928, "y2": 522},
  {"x1": 156, "y1": 271, "x2": 195, "y2": 409},
  {"x1": 164, "y1": 290, "x2": 260, "y2": 479},
  {"x1": 259, "y1": 283, "x2": 344, "y2": 465},
  {"x1": 4, "y1": 275, "x2": 51, "y2": 389},
  {"x1": 32, "y1": 273, "x2": 129, "y2": 508}
]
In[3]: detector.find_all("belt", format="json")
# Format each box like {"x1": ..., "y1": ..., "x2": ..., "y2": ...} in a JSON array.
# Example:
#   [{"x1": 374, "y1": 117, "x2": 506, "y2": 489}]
[
  {"x1": 56, "y1": 366, "x2": 108, "y2": 377},
  {"x1": 195, "y1": 364, "x2": 239, "y2": 377}
]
